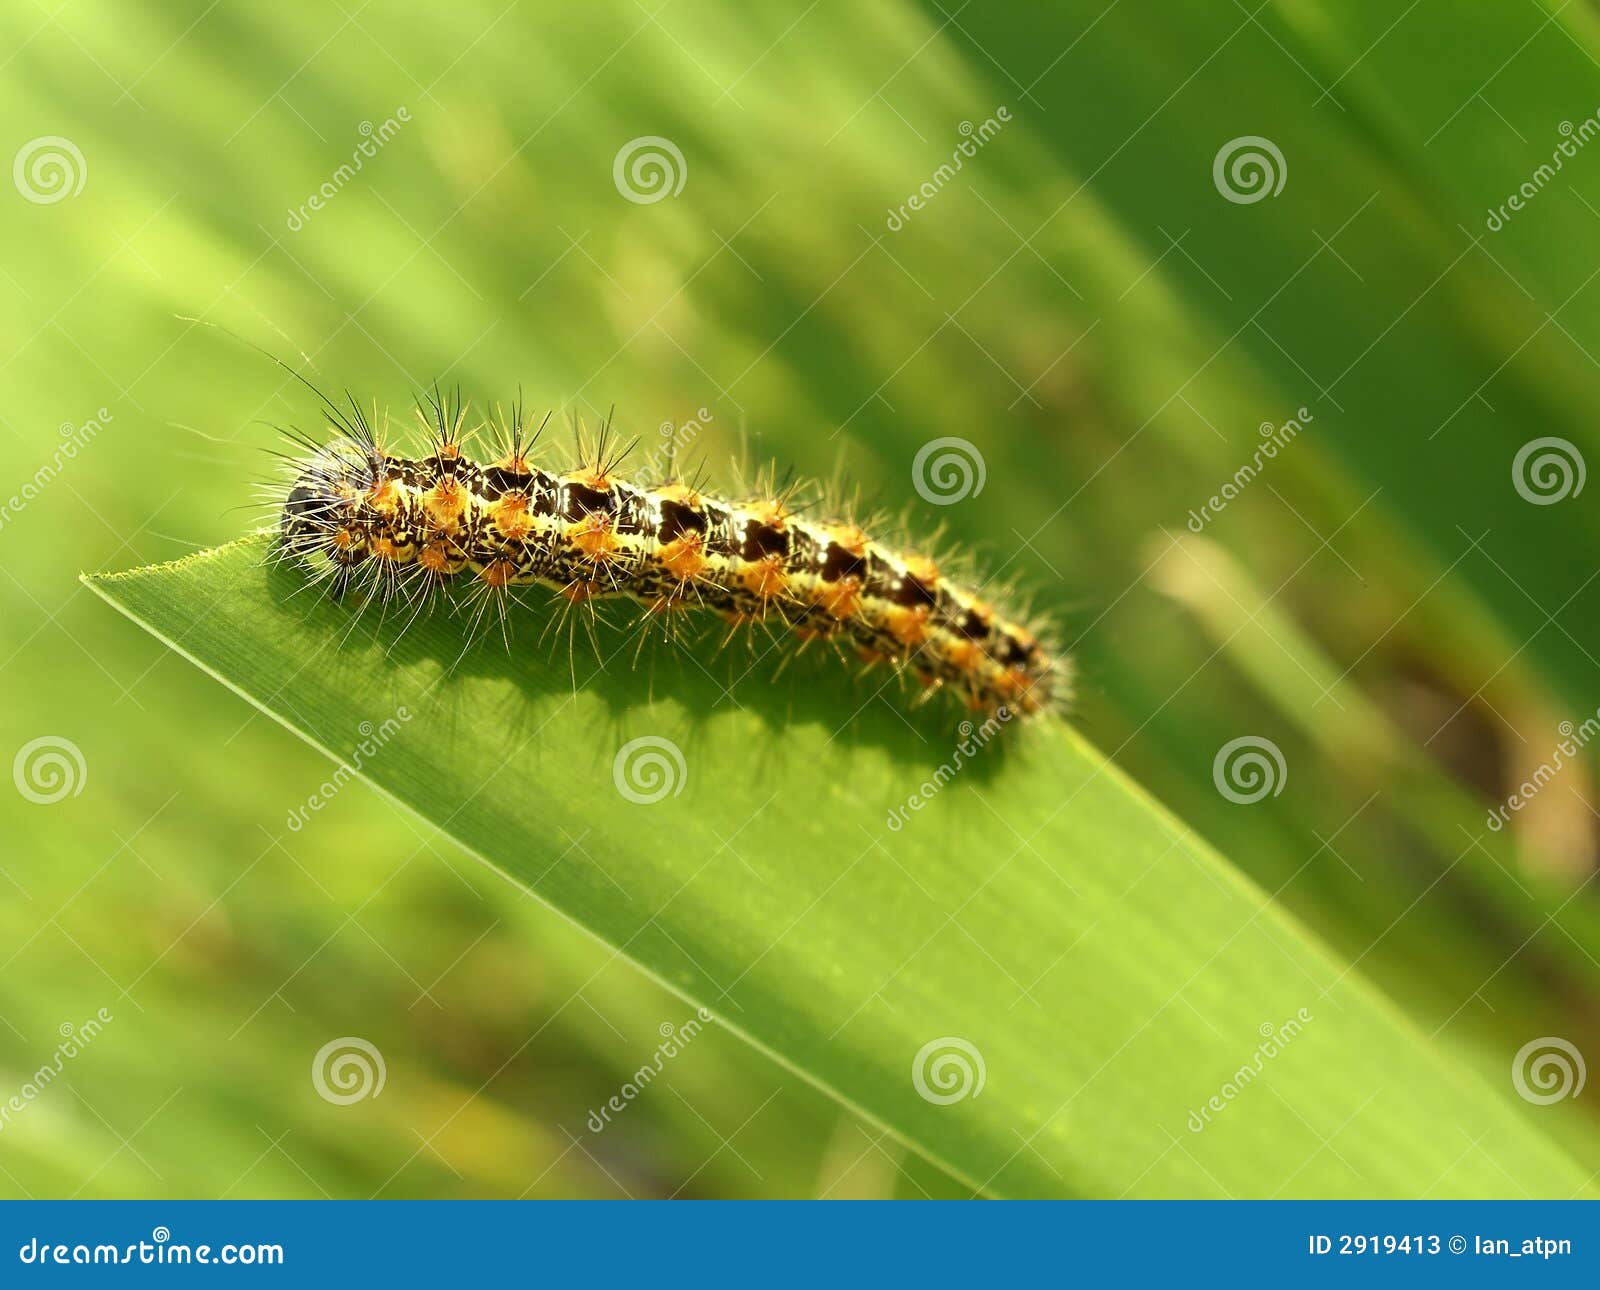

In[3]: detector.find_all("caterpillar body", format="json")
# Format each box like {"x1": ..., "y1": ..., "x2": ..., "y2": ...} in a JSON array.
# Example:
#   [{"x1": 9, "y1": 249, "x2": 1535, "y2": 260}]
[{"x1": 273, "y1": 392, "x2": 1063, "y2": 719}]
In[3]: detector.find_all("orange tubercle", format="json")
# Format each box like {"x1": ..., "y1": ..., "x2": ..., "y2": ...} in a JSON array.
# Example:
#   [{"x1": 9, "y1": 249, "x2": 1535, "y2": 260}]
[
  {"x1": 490, "y1": 491, "x2": 533, "y2": 540},
  {"x1": 814, "y1": 575, "x2": 862, "y2": 619},
  {"x1": 657, "y1": 533, "x2": 706, "y2": 581},
  {"x1": 992, "y1": 669, "x2": 1030, "y2": 700},
  {"x1": 884, "y1": 605, "x2": 931, "y2": 647},
  {"x1": 479, "y1": 558, "x2": 517, "y2": 588},
  {"x1": 367, "y1": 476, "x2": 400, "y2": 514},
  {"x1": 828, "y1": 523, "x2": 868, "y2": 556},
  {"x1": 747, "y1": 498, "x2": 789, "y2": 530},
  {"x1": 567, "y1": 513, "x2": 618, "y2": 562},
  {"x1": 568, "y1": 465, "x2": 612, "y2": 492},
  {"x1": 417, "y1": 541, "x2": 454, "y2": 575},
  {"x1": 942, "y1": 639, "x2": 982, "y2": 673},
  {"x1": 423, "y1": 477, "x2": 466, "y2": 531},
  {"x1": 741, "y1": 555, "x2": 787, "y2": 600}
]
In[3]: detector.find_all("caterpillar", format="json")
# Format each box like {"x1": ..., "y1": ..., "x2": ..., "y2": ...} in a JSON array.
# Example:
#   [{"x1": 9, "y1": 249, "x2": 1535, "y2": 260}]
[{"x1": 270, "y1": 386, "x2": 1064, "y2": 719}]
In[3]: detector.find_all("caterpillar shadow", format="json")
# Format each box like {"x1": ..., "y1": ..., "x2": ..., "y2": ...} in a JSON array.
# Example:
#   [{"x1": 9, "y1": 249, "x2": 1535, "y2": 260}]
[{"x1": 262, "y1": 557, "x2": 1021, "y2": 790}]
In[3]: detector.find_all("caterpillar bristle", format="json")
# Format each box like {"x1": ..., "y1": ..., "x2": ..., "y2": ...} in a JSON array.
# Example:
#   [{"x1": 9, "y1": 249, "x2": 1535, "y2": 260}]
[{"x1": 266, "y1": 395, "x2": 1067, "y2": 722}]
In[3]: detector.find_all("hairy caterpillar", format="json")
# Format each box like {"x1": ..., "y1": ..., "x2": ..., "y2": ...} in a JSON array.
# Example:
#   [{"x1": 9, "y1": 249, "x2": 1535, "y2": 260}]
[{"x1": 270, "y1": 386, "x2": 1064, "y2": 719}]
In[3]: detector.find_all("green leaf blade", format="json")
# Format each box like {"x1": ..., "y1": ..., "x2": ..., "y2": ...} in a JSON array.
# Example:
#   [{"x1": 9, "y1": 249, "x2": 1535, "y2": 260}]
[{"x1": 85, "y1": 537, "x2": 1590, "y2": 1198}]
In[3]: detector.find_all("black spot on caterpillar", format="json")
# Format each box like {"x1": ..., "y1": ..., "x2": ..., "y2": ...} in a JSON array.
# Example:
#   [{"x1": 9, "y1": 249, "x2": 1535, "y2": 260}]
[{"x1": 267, "y1": 383, "x2": 1065, "y2": 720}]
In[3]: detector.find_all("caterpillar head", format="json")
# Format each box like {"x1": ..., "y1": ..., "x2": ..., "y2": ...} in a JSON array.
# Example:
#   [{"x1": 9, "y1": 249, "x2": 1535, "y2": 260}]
[{"x1": 278, "y1": 436, "x2": 385, "y2": 573}]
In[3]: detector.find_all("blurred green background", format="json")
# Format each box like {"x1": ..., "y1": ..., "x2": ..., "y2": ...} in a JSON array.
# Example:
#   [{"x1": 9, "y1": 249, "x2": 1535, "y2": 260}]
[{"x1": 3, "y1": 0, "x2": 1600, "y2": 1197}]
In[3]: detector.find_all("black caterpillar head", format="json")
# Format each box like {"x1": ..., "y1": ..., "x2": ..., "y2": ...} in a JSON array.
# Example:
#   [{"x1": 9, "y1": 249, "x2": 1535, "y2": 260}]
[{"x1": 278, "y1": 436, "x2": 385, "y2": 568}]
